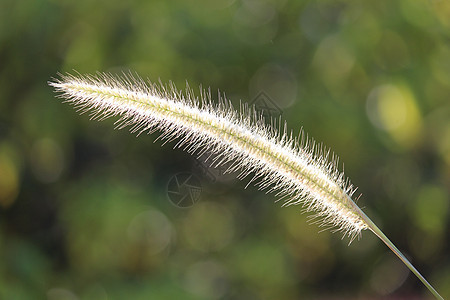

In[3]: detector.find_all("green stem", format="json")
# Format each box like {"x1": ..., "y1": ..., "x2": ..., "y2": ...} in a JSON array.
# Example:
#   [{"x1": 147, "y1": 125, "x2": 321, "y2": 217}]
[{"x1": 352, "y1": 202, "x2": 444, "y2": 300}]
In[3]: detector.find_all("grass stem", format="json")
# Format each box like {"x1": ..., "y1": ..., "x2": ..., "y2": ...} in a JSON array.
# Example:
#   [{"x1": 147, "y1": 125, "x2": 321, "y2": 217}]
[{"x1": 353, "y1": 203, "x2": 443, "y2": 300}]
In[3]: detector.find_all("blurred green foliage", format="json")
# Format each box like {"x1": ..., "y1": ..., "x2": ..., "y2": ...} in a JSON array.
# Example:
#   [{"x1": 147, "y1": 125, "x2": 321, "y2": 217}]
[{"x1": 0, "y1": 0, "x2": 449, "y2": 299}]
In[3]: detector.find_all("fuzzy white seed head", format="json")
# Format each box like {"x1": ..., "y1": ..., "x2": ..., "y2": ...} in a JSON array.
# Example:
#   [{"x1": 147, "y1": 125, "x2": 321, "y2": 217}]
[
  {"x1": 48, "y1": 72, "x2": 446, "y2": 300},
  {"x1": 49, "y1": 72, "x2": 368, "y2": 241}
]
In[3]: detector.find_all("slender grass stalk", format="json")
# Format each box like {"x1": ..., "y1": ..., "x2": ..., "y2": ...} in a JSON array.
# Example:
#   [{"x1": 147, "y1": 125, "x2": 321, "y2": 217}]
[
  {"x1": 354, "y1": 202, "x2": 443, "y2": 299},
  {"x1": 49, "y1": 72, "x2": 443, "y2": 299}
]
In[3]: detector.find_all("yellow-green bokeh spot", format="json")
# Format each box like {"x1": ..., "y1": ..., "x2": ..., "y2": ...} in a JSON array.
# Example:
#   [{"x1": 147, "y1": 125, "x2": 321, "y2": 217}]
[
  {"x1": 312, "y1": 34, "x2": 355, "y2": 93},
  {"x1": 0, "y1": 143, "x2": 21, "y2": 208},
  {"x1": 411, "y1": 184, "x2": 448, "y2": 236},
  {"x1": 367, "y1": 83, "x2": 423, "y2": 149}
]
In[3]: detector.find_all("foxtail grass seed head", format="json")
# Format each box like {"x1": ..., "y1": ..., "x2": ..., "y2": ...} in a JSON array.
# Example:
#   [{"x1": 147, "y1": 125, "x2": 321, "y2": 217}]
[
  {"x1": 50, "y1": 72, "x2": 367, "y2": 241},
  {"x1": 49, "y1": 72, "x2": 443, "y2": 300}
]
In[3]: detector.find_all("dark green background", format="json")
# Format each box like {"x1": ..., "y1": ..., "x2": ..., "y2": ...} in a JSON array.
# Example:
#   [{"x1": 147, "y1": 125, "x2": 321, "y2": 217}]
[{"x1": 0, "y1": 0, "x2": 449, "y2": 299}]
